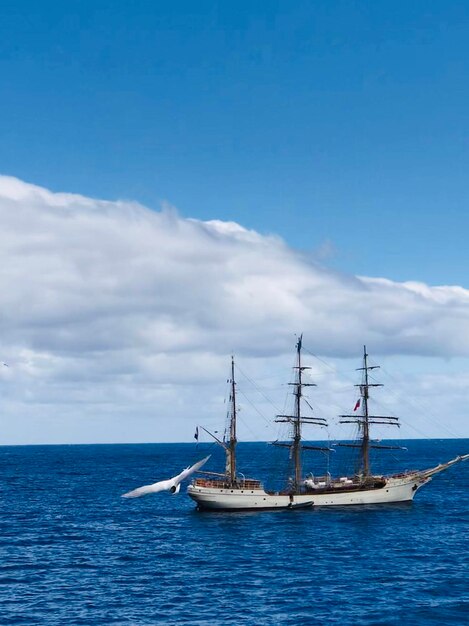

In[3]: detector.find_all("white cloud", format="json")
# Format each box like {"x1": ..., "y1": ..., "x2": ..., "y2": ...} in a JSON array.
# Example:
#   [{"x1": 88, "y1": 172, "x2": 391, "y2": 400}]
[{"x1": 0, "y1": 175, "x2": 468, "y2": 443}]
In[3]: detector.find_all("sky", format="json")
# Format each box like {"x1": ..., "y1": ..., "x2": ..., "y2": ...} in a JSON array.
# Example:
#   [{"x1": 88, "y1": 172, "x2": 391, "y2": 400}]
[{"x1": 0, "y1": 1, "x2": 469, "y2": 444}]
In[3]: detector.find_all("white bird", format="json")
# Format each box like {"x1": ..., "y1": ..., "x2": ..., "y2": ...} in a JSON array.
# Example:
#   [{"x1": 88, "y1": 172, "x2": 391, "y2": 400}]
[{"x1": 122, "y1": 455, "x2": 210, "y2": 498}]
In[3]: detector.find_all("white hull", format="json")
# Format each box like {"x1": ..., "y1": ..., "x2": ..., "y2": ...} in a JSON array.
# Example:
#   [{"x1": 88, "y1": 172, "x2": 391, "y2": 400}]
[
  {"x1": 187, "y1": 473, "x2": 432, "y2": 510},
  {"x1": 188, "y1": 455, "x2": 469, "y2": 510}
]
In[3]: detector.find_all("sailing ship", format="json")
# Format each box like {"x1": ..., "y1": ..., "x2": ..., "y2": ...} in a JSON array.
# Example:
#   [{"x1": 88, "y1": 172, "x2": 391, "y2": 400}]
[{"x1": 187, "y1": 337, "x2": 468, "y2": 511}]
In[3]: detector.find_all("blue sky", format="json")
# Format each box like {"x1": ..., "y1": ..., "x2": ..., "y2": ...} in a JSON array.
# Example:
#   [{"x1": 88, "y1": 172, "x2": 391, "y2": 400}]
[
  {"x1": 1, "y1": 2, "x2": 469, "y2": 444},
  {"x1": 1, "y1": 1, "x2": 469, "y2": 285}
]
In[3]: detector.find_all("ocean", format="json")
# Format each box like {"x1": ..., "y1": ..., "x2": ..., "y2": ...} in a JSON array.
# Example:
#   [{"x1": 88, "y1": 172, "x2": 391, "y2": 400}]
[{"x1": 1, "y1": 439, "x2": 468, "y2": 625}]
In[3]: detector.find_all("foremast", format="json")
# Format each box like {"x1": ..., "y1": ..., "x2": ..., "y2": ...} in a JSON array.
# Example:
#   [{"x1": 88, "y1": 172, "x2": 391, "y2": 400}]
[
  {"x1": 275, "y1": 335, "x2": 329, "y2": 492},
  {"x1": 339, "y1": 346, "x2": 401, "y2": 480}
]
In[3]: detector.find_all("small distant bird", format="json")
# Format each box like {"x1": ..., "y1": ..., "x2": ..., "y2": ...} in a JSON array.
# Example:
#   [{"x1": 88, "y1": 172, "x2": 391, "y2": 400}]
[{"x1": 121, "y1": 455, "x2": 210, "y2": 498}]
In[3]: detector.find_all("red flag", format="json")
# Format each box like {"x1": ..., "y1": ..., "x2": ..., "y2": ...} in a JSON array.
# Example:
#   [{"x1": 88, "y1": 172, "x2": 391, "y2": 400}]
[{"x1": 353, "y1": 399, "x2": 361, "y2": 412}]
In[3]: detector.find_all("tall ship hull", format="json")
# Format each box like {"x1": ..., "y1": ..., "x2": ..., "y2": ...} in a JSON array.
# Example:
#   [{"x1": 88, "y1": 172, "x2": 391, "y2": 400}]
[{"x1": 188, "y1": 457, "x2": 466, "y2": 510}]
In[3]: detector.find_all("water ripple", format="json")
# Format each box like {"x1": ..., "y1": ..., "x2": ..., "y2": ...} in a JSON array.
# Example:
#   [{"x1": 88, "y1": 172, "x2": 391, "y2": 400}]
[{"x1": 0, "y1": 440, "x2": 467, "y2": 625}]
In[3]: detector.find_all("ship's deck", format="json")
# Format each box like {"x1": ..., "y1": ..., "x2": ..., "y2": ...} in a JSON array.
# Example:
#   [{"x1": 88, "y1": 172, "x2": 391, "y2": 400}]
[{"x1": 193, "y1": 478, "x2": 263, "y2": 490}]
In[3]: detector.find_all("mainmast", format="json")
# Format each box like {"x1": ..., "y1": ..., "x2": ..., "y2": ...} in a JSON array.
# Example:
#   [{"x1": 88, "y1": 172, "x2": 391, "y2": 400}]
[
  {"x1": 275, "y1": 335, "x2": 328, "y2": 492},
  {"x1": 339, "y1": 346, "x2": 400, "y2": 480}
]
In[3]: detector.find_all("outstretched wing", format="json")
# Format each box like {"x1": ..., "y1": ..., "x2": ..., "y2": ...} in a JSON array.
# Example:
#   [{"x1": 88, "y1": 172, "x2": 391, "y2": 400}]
[
  {"x1": 173, "y1": 455, "x2": 210, "y2": 484},
  {"x1": 122, "y1": 478, "x2": 172, "y2": 498},
  {"x1": 121, "y1": 456, "x2": 210, "y2": 498}
]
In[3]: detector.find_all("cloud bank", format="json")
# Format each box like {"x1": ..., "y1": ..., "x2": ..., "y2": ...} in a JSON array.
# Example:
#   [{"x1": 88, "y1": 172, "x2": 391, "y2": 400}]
[{"x1": 0, "y1": 175, "x2": 468, "y2": 442}]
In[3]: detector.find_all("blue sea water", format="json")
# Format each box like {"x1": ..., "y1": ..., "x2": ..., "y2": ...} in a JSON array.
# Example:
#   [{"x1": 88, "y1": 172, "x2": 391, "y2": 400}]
[{"x1": 0, "y1": 439, "x2": 468, "y2": 625}]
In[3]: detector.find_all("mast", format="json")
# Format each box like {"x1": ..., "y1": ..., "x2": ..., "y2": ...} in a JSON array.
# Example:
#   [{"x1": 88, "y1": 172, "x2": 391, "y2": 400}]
[
  {"x1": 275, "y1": 335, "x2": 329, "y2": 492},
  {"x1": 292, "y1": 336, "x2": 303, "y2": 487},
  {"x1": 227, "y1": 355, "x2": 237, "y2": 484},
  {"x1": 361, "y1": 346, "x2": 372, "y2": 476},
  {"x1": 198, "y1": 356, "x2": 238, "y2": 484},
  {"x1": 339, "y1": 345, "x2": 401, "y2": 479}
]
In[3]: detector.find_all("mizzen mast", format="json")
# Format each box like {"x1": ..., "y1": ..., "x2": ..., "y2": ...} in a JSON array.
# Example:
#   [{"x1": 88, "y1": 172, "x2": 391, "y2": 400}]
[
  {"x1": 227, "y1": 355, "x2": 237, "y2": 485},
  {"x1": 198, "y1": 356, "x2": 238, "y2": 485}
]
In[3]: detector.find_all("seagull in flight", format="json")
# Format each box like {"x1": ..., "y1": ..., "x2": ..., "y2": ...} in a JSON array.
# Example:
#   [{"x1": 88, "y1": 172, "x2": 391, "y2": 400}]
[{"x1": 122, "y1": 455, "x2": 210, "y2": 498}]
